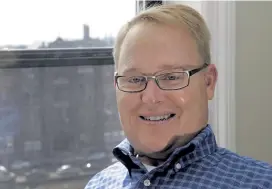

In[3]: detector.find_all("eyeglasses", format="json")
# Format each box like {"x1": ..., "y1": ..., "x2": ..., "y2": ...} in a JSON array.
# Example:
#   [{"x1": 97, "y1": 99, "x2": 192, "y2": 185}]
[{"x1": 115, "y1": 63, "x2": 208, "y2": 93}]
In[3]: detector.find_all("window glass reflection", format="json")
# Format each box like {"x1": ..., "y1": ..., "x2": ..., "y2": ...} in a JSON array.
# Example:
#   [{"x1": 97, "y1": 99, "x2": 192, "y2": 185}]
[{"x1": 0, "y1": 64, "x2": 123, "y2": 188}]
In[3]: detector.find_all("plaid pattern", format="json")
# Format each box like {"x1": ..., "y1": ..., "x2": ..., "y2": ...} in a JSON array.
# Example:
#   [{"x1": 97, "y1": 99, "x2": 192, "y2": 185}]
[{"x1": 85, "y1": 125, "x2": 272, "y2": 189}]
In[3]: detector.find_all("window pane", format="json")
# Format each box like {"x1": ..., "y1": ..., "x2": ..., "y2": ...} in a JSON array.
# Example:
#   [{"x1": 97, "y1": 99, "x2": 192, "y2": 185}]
[
  {"x1": 0, "y1": 0, "x2": 135, "y2": 50},
  {"x1": 0, "y1": 61, "x2": 124, "y2": 188}
]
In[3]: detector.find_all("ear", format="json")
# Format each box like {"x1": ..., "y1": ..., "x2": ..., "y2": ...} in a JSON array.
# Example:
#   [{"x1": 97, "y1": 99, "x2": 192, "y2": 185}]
[
  {"x1": 205, "y1": 77, "x2": 210, "y2": 86},
  {"x1": 205, "y1": 64, "x2": 218, "y2": 100}
]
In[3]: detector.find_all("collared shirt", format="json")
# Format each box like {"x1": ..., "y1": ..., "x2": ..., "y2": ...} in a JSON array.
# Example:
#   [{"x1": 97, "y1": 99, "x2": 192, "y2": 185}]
[{"x1": 85, "y1": 125, "x2": 272, "y2": 189}]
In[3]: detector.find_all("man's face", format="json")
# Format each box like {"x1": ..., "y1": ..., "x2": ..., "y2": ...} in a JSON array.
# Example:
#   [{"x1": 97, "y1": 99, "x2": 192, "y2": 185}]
[{"x1": 116, "y1": 22, "x2": 217, "y2": 154}]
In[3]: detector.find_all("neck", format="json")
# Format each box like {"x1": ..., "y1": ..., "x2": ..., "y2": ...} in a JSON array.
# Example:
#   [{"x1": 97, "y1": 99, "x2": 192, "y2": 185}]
[{"x1": 136, "y1": 131, "x2": 199, "y2": 166}]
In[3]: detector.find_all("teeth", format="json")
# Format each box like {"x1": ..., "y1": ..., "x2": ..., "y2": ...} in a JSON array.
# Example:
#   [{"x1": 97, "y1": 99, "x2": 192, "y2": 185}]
[{"x1": 143, "y1": 114, "x2": 171, "y2": 121}]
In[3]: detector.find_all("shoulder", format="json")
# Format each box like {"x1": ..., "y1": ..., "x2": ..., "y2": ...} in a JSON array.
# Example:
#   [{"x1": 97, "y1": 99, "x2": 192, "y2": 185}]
[
  {"x1": 84, "y1": 162, "x2": 128, "y2": 189},
  {"x1": 219, "y1": 147, "x2": 272, "y2": 170},
  {"x1": 216, "y1": 148, "x2": 272, "y2": 187}
]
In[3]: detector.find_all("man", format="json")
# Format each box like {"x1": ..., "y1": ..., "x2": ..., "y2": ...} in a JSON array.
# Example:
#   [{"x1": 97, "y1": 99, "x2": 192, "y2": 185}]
[{"x1": 85, "y1": 4, "x2": 272, "y2": 189}]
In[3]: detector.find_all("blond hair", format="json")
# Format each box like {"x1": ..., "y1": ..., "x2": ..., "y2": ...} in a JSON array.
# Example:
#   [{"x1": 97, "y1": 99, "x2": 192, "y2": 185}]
[{"x1": 113, "y1": 4, "x2": 211, "y2": 68}]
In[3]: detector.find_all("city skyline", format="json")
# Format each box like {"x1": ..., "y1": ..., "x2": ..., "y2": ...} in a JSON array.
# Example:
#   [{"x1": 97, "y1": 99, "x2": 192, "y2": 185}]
[{"x1": 0, "y1": 0, "x2": 135, "y2": 46}]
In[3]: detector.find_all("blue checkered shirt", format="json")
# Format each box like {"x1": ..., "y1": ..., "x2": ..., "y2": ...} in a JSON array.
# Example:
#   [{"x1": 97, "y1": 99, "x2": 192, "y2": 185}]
[{"x1": 85, "y1": 125, "x2": 272, "y2": 189}]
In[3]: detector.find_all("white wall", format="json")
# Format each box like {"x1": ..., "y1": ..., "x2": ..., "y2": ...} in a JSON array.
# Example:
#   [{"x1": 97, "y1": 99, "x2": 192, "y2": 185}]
[{"x1": 235, "y1": 1, "x2": 272, "y2": 164}]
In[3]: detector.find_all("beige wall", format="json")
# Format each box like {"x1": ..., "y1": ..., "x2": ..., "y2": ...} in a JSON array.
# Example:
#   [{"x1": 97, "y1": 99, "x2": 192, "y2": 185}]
[{"x1": 235, "y1": 1, "x2": 272, "y2": 164}]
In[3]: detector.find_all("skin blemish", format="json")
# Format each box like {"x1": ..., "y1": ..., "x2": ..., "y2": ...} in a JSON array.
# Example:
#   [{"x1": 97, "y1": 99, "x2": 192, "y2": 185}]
[{"x1": 179, "y1": 97, "x2": 185, "y2": 104}]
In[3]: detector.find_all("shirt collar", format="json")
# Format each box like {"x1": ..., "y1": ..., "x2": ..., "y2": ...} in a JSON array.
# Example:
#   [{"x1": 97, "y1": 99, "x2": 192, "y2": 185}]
[{"x1": 113, "y1": 125, "x2": 217, "y2": 173}]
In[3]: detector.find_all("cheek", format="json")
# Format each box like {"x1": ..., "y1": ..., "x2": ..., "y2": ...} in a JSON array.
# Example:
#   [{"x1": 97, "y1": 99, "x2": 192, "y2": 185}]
[
  {"x1": 170, "y1": 86, "x2": 203, "y2": 119},
  {"x1": 116, "y1": 92, "x2": 141, "y2": 136},
  {"x1": 170, "y1": 90, "x2": 190, "y2": 110},
  {"x1": 177, "y1": 83, "x2": 208, "y2": 122},
  {"x1": 116, "y1": 91, "x2": 139, "y2": 115},
  {"x1": 178, "y1": 95, "x2": 186, "y2": 105}
]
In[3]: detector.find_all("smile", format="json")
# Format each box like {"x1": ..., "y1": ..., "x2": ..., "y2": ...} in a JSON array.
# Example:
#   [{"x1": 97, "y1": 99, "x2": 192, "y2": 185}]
[{"x1": 140, "y1": 114, "x2": 176, "y2": 121}]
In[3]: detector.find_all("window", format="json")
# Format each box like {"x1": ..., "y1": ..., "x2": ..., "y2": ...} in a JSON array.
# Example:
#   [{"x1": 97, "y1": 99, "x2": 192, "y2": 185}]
[{"x1": 0, "y1": 1, "x2": 135, "y2": 188}]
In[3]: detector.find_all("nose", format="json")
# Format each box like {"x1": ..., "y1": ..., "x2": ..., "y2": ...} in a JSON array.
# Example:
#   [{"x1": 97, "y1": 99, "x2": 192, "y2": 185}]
[{"x1": 141, "y1": 79, "x2": 164, "y2": 104}]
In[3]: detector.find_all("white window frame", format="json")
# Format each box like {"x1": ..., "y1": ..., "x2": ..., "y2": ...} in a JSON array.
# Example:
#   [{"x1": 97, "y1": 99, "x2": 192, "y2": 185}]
[
  {"x1": 136, "y1": 0, "x2": 145, "y2": 13},
  {"x1": 201, "y1": 1, "x2": 236, "y2": 152},
  {"x1": 136, "y1": 1, "x2": 236, "y2": 152}
]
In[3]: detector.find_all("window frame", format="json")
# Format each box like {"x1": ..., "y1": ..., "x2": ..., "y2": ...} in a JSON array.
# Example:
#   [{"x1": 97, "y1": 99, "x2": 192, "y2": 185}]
[
  {"x1": 0, "y1": 47, "x2": 113, "y2": 69},
  {"x1": 201, "y1": 1, "x2": 236, "y2": 152},
  {"x1": 136, "y1": 0, "x2": 163, "y2": 12}
]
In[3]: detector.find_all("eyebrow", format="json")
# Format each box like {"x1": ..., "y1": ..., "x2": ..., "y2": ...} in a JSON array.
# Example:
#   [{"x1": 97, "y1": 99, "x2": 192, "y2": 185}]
[
  {"x1": 158, "y1": 64, "x2": 188, "y2": 70},
  {"x1": 121, "y1": 64, "x2": 192, "y2": 75}
]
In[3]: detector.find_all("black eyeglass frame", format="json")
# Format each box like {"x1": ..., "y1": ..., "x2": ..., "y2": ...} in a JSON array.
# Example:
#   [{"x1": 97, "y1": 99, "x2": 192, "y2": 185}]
[{"x1": 114, "y1": 63, "x2": 209, "y2": 93}]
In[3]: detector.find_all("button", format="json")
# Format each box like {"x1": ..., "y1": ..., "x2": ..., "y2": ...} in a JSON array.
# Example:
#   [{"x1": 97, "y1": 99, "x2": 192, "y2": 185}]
[
  {"x1": 175, "y1": 163, "x2": 181, "y2": 170},
  {"x1": 144, "y1": 179, "x2": 151, "y2": 186}
]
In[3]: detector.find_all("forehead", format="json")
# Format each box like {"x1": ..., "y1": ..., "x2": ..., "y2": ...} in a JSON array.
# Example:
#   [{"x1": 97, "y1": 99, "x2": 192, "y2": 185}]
[{"x1": 118, "y1": 22, "x2": 201, "y2": 75}]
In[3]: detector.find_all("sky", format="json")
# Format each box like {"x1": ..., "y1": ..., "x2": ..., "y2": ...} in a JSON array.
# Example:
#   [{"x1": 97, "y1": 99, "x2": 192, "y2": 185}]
[{"x1": 0, "y1": 0, "x2": 135, "y2": 46}]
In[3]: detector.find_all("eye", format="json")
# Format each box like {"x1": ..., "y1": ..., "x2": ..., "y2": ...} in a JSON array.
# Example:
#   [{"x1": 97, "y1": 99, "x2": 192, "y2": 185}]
[
  {"x1": 127, "y1": 76, "x2": 145, "y2": 84},
  {"x1": 161, "y1": 73, "x2": 183, "y2": 80},
  {"x1": 167, "y1": 75, "x2": 178, "y2": 80}
]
